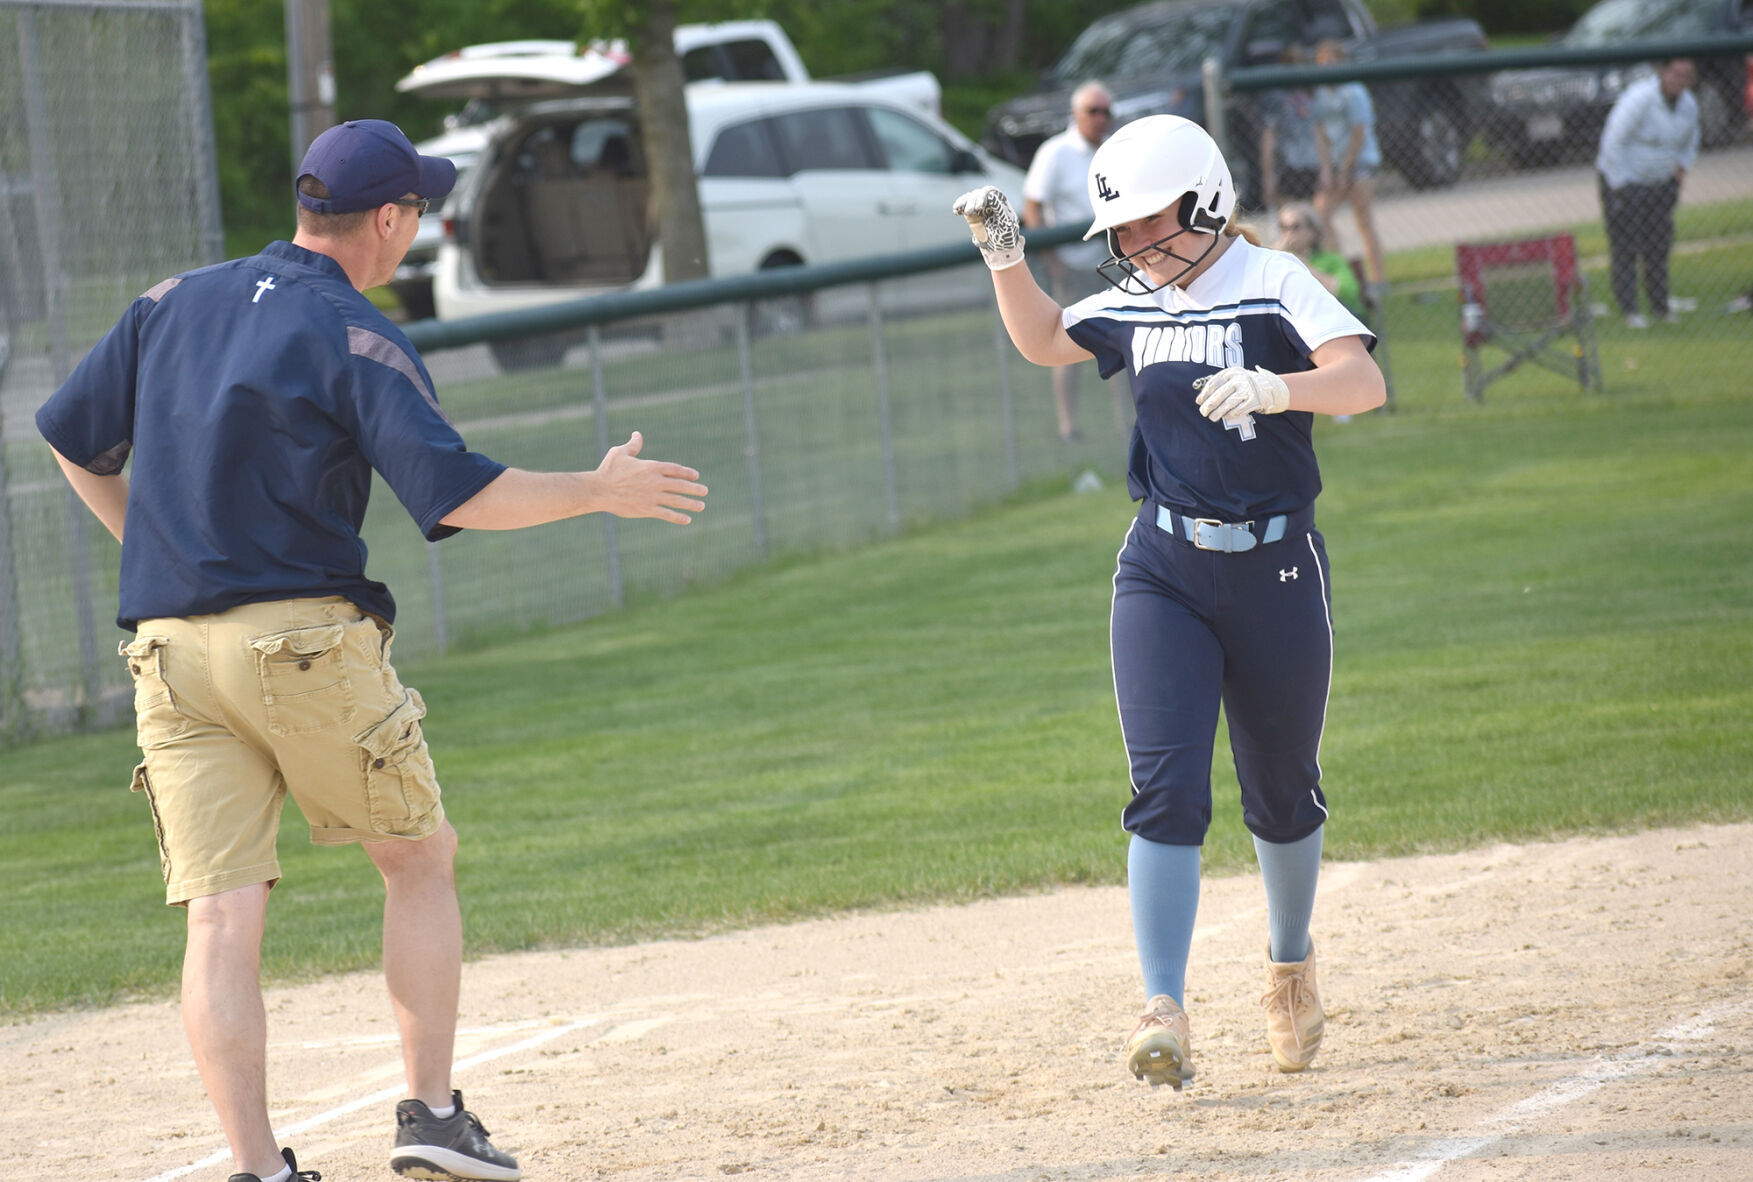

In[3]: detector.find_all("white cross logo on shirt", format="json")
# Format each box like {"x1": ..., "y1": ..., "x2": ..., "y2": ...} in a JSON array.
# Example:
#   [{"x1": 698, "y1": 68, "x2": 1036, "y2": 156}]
[
  {"x1": 253, "y1": 276, "x2": 277, "y2": 304},
  {"x1": 1223, "y1": 412, "x2": 1257, "y2": 441}
]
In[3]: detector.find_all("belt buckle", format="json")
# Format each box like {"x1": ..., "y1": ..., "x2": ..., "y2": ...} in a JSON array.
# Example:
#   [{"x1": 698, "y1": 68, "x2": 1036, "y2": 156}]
[
  {"x1": 1191, "y1": 517, "x2": 1255, "y2": 553},
  {"x1": 1191, "y1": 517, "x2": 1227, "y2": 551}
]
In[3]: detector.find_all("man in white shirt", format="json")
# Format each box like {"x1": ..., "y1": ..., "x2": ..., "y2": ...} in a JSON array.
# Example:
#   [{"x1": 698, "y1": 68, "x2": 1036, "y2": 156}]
[
  {"x1": 1022, "y1": 81, "x2": 1112, "y2": 442},
  {"x1": 1595, "y1": 59, "x2": 1699, "y2": 328}
]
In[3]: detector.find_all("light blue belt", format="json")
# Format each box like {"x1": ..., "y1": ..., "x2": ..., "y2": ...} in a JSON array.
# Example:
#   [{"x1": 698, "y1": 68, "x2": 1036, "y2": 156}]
[{"x1": 1155, "y1": 504, "x2": 1288, "y2": 552}]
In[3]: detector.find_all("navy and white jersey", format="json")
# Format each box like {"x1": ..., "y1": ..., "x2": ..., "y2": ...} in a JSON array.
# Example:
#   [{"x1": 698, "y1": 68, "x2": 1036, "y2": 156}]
[
  {"x1": 36, "y1": 240, "x2": 505, "y2": 630},
  {"x1": 1064, "y1": 236, "x2": 1372, "y2": 520}
]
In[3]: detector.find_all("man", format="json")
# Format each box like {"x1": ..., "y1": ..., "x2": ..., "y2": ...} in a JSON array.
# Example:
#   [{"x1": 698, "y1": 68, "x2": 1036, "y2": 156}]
[
  {"x1": 1021, "y1": 81, "x2": 1112, "y2": 443},
  {"x1": 1596, "y1": 58, "x2": 1699, "y2": 328},
  {"x1": 35, "y1": 119, "x2": 707, "y2": 1182}
]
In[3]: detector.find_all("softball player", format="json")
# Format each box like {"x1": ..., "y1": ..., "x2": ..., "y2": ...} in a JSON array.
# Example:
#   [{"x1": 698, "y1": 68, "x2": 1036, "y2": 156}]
[{"x1": 954, "y1": 115, "x2": 1385, "y2": 1088}]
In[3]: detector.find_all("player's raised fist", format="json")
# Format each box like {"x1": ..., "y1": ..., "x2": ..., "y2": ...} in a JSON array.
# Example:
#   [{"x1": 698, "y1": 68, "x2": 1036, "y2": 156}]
[{"x1": 952, "y1": 186, "x2": 1026, "y2": 271}]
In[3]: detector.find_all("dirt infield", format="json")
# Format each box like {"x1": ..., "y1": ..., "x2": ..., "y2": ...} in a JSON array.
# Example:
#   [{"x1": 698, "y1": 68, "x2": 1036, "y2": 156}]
[{"x1": 6, "y1": 822, "x2": 1750, "y2": 1182}]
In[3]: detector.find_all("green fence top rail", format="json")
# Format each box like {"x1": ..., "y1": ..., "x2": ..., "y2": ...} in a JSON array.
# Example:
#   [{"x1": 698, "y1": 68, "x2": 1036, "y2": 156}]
[
  {"x1": 1227, "y1": 31, "x2": 1753, "y2": 91},
  {"x1": 402, "y1": 224, "x2": 1086, "y2": 351}
]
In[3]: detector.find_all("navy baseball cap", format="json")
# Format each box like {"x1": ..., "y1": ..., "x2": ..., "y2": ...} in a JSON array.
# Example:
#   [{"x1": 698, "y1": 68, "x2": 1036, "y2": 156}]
[{"x1": 295, "y1": 119, "x2": 456, "y2": 214}]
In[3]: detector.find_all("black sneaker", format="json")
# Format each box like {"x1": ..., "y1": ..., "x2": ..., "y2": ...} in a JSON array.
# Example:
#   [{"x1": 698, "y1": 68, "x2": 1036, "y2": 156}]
[
  {"x1": 228, "y1": 1146, "x2": 320, "y2": 1182},
  {"x1": 391, "y1": 1089, "x2": 521, "y2": 1181}
]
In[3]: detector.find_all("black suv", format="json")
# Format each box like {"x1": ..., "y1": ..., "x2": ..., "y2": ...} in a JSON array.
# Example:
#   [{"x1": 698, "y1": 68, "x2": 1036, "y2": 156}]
[{"x1": 982, "y1": 0, "x2": 1490, "y2": 201}]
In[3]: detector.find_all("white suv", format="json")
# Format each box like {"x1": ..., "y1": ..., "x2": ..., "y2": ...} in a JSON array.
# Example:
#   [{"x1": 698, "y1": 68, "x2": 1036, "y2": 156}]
[{"x1": 430, "y1": 82, "x2": 1024, "y2": 329}]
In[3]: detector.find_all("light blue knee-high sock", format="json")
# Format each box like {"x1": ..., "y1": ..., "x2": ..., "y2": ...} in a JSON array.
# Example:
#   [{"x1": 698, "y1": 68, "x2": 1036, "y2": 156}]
[
  {"x1": 1127, "y1": 834, "x2": 1202, "y2": 1006},
  {"x1": 1253, "y1": 826, "x2": 1324, "y2": 964}
]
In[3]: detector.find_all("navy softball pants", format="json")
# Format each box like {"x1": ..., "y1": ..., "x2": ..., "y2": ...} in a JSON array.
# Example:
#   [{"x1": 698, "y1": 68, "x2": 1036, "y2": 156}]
[{"x1": 1111, "y1": 503, "x2": 1334, "y2": 846}]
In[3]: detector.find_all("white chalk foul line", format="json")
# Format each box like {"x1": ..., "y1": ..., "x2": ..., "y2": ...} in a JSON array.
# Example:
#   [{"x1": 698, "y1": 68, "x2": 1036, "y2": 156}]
[
  {"x1": 139, "y1": 1014, "x2": 630, "y2": 1182},
  {"x1": 1350, "y1": 999, "x2": 1749, "y2": 1182}
]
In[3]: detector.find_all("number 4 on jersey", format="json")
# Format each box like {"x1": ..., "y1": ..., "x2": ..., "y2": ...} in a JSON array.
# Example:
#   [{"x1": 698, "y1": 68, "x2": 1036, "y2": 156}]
[{"x1": 1223, "y1": 412, "x2": 1257, "y2": 441}]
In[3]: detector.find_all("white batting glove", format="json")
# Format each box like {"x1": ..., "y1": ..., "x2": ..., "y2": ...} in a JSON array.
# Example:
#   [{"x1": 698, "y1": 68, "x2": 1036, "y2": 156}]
[
  {"x1": 953, "y1": 186, "x2": 1026, "y2": 271},
  {"x1": 1193, "y1": 366, "x2": 1291, "y2": 422}
]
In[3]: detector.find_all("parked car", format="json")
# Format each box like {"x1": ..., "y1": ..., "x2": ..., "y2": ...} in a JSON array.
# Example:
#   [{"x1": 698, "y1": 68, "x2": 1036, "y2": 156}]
[
  {"x1": 981, "y1": 0, "x2": 1490, "y2": 202},
  {"x1": 431, "y1": 81, "x2": 1025, "y2": 366},
  {"x1": 390, "y1": 21, "x2": 940, "y2": 320},
  {"x1": 1483, "y1": 0, "x2": 1753, "y2": 167}
]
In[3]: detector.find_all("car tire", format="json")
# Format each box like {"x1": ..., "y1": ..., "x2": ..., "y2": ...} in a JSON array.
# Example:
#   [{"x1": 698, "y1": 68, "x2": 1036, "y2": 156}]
[
  {"x1": 489, "y1": 335, "x2": 570, "y2": 373},
  {"x1": 390, "y1": 279, "x2": 436, "y2": 323},
  {"x1": 750, "y1": 253, "x2": 813, "y2": 338},
  {"x1": 1397, "y1": 104, "x2": 1464, "y2": 189}
]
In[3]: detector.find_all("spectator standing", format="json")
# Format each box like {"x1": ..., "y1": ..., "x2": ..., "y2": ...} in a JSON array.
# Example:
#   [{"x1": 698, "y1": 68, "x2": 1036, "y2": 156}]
[
  {"x1": 1023, "y1": 81, "x2": 1114, "y2": 442},
  {"x1": 1259, "y1": 45, "x2": 1322, "y2": 216},
  {"x1": 1596, "y1": 58, "x2": 1699, "y2": 328},
  {"x1": 1311, "y1": 39, "x2": 1386, "y2": 289},
  {"x1": 34, "y1": 120, "x2": 707, "y2": 1182}
]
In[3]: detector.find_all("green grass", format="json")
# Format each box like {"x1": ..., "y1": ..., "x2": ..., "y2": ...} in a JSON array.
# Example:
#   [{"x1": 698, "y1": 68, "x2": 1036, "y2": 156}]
[
  {"x1": 5, "y1": 202, "x2": 1753, "y2": 1016},
  {"x1": 4, "y1": 346, "x2": 1751, "y2": 1015}
]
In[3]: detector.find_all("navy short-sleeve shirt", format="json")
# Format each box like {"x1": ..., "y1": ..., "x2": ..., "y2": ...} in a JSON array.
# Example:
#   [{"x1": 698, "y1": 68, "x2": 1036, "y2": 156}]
[
  {"x1": 36, "y1": 240, "x2": 505, "y2": 630},
  {"x1": 1063, "y1": 236, "x2": 1372, "y2": 520}
]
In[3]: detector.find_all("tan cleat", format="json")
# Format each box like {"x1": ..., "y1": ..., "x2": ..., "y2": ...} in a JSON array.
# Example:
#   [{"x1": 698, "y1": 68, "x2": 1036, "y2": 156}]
[
  {"x1": 1124, "y1": 994, "x2": 1195, "y2": 1089},
  {"x1": 1261, "y1": 942, "x2": 1325, "y2": 1072}
]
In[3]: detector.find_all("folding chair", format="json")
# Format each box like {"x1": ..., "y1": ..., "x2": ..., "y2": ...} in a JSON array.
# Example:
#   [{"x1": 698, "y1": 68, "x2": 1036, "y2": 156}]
[
  {"x1": 1348, "y1": 257, "x2": 1395, "y2": 413},
  {"x1": 1455, "y1": 234, "x2": 1601, "y2": 403}
]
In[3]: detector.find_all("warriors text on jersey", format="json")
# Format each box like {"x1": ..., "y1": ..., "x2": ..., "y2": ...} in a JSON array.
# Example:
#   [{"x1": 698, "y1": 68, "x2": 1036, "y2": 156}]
[{"x1": 1063, "y1": 236, "x2": 1373, "y2": 519}]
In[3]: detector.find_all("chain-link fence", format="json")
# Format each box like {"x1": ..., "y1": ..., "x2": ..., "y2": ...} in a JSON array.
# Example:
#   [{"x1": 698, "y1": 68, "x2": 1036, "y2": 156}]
[
  {"x1": 5, "y1": 26, "x2": 1751, "y2": 746},
  {"x1": 1, "y1": 0, "x2": 222, "y2": 740},
  {"x1": 1215, "y1": 35, "x2": 1753, "y2": 333}
]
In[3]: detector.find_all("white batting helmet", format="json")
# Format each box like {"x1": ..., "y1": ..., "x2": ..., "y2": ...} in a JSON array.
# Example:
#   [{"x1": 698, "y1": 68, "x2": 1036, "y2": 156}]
[{"x1": 1083, "y1": 115, "x2": 1235, "y2": 293}]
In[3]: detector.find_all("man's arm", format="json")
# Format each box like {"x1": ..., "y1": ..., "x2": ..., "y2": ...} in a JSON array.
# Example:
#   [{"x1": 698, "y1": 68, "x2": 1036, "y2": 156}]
[
  {"x1": 440, "y1": 430, "x2": 706, "y2": 530},
  {"x1": 50, "y1": 446, "x2": 127, "y2": 543}
]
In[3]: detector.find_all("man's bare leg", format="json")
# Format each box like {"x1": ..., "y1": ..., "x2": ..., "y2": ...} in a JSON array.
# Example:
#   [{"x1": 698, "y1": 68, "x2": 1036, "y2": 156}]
[
  {"x1": 365, "y1": 821, "x2": 462, "y2": 1107},
  {"x1": 183, "y1": 882, "x2": 283, "y2": 1178}
]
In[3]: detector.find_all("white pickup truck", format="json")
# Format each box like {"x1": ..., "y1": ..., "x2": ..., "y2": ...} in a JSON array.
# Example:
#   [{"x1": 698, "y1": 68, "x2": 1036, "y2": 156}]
[{"x1": 389, "y1": 20, "x2": 940, "y2": 318}]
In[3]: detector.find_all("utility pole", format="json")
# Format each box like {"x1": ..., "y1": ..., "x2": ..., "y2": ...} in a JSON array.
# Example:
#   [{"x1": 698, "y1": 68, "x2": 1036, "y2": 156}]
[{"x1": 285, "y1": 0, "x2": 336, "y2": 171}]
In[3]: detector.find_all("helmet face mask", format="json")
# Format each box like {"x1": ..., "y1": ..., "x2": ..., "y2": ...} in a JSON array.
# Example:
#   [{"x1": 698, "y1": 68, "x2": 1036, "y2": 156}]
[
  {"x1": 1098, "y1": 196, "x2": 1224, "y2": 295},
  {"x1": 1082, "y1": 115, "x2": 1235, "y2": 295}
]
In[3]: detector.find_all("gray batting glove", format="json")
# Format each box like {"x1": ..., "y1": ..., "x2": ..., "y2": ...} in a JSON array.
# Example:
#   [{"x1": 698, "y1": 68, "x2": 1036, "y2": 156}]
[
  {"x1": 1193, "y1": 366, "x2": 1291, "y2": 422},
  {"x1": 953, "y1": 186, "x2": 1026, "y2": 271}
]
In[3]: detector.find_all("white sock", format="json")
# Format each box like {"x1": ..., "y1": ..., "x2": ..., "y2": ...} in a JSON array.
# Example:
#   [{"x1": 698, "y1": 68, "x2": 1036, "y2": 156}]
[
  {"x1": 427, "y1": 1101, "x2": 456, "y2": 1119},
  {"x1": 259, "y1": 1166, "x2": 292, "y2": 1182}
]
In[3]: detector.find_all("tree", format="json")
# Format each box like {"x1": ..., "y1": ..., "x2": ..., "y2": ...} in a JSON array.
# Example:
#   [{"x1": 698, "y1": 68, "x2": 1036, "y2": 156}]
[{"x1": 580, "y1": 0, "x2": 720, "y2": 284}]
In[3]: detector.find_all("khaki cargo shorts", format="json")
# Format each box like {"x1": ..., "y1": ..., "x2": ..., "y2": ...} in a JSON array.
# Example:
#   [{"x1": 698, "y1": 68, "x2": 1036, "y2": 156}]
[{"x1": 122, "y1": 596, "x2": 445, "y2": 905}]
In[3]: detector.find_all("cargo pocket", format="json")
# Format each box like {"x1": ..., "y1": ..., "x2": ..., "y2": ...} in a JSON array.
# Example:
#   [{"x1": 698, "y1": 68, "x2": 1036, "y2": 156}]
[
  {"x1": 120, "y1": 636, "x2": 189, "y2": 749},
  {"x1": 353, "y1": 688, "x2": 438, "y2": 833},
  {"x1": 130, "y1": 762, "x2": 172, "y2": 883},
  {"x1": 250, "y1": 623, "x2": 354, "y2": 736}
]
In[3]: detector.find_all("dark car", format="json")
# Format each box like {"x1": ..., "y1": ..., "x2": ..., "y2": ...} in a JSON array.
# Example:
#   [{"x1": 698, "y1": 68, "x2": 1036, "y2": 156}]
[
  {"x1": 981, "y1": 0, "x2": 1490, "y2": 201},
  {"x1": 1484, "y1": 0, "x2": 1753, "y2": 167}
]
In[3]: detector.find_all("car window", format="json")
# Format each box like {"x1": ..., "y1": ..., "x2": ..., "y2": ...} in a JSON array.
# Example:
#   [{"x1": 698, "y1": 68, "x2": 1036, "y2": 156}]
[
  {"x1": 1566, "y1": 0, "x2": 1718, "y2": 43},
  {"x1": 702, "y1": 119, "x2": 787, "y2": 178},
  {"x1": 568, "y1": 119, "x2": 638, "y2": 173},
  {"x1": 683, "y1": 39, "x2": 788, "y2": 83},
  {"x1": 865, "y1": 107, "x2": 957, "y2": 175},
  {"x1": 768, "y1": 107, "x2": 878, "y2": 172},
  {"x1": 1049, "y1": 5, "x2": 1233, "y2": 82},
  {"x1": 681, "y1": 46, "x2": 725, "y2": 81},
  {"x1": 1301, "y1": 0, "x2": 1358, "y2": 42},
  {"x1": 721, "y1": 38, "x2": 789, "y2": 81},
  {"x1": 1243, "y1": 0, "x2": 1304, "y2": 55}
]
